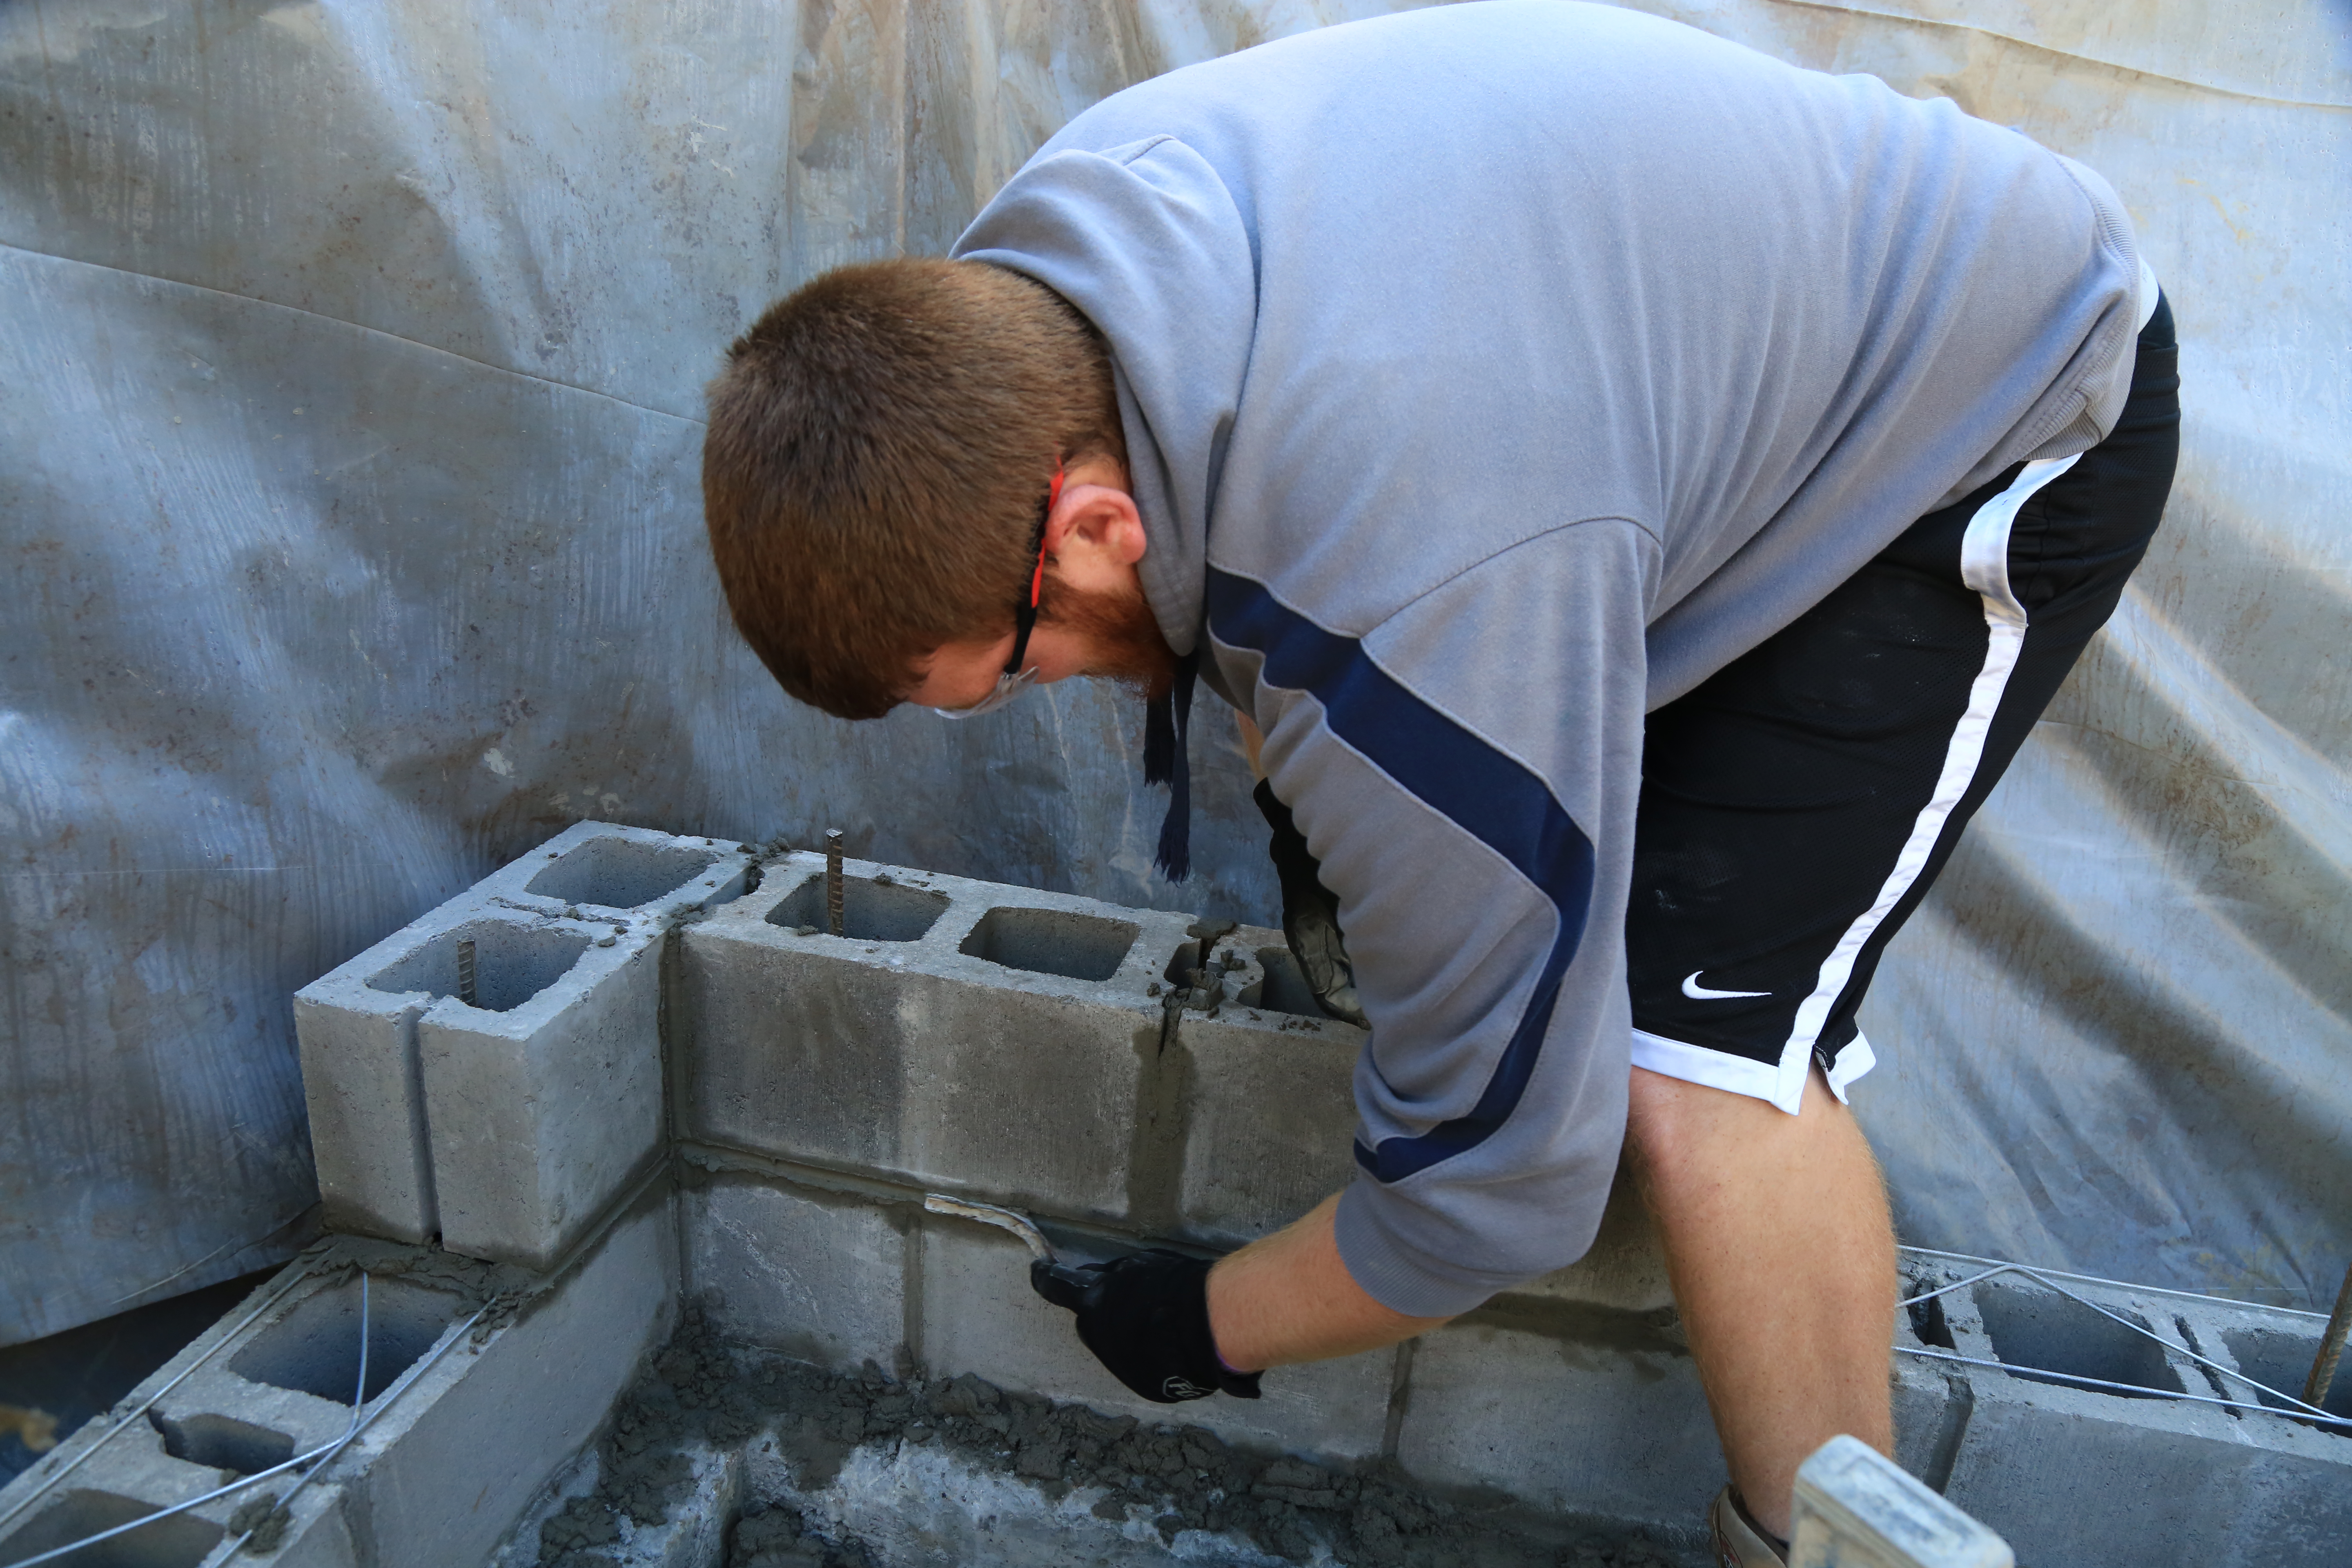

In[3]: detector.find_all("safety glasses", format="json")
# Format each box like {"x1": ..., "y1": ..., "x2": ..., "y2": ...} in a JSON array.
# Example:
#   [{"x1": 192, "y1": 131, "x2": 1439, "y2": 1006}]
[{"x1": 931, "y1": 463, "x2": 1063, "y2": 719}]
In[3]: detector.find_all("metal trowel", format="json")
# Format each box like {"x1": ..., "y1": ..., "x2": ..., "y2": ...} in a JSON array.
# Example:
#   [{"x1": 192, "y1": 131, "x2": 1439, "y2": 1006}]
[{"x1": 923, "y1": 1194, "x2": 1097, "y2": 1309}]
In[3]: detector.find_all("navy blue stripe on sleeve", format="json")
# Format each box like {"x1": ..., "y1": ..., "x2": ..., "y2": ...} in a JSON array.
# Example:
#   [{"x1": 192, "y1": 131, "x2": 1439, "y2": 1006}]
[{"x1": 1205, "y1": 567, "x2": 1596, "y2": 1182}]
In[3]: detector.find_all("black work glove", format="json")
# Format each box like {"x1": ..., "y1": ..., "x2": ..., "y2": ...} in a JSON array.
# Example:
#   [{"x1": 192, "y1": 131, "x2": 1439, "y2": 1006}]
[
  {"x1": 1253, "y1": 779, "x2": 1369, "y2": 1028},
  {"x1": 1029, "y1": 1250, "x2": 1263, "y2": 1404}
]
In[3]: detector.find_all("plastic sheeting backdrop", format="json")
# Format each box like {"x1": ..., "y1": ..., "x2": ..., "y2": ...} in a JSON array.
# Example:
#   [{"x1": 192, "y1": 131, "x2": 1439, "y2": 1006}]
[{"x1": 0, "y1": 0, "x2": 2345, "y2": 1346}]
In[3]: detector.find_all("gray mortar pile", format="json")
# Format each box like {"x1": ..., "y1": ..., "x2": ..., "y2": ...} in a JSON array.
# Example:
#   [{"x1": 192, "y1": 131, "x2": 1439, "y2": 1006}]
[{"x1": 531, "y1": 1303, "x2": 1678, "y2": 1568}]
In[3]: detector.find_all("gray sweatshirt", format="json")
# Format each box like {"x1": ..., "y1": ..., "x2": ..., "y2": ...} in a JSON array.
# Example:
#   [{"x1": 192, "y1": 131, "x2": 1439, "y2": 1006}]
[{"x1": 954, "y1": 0, "x2": 2144, "y2": 1315}]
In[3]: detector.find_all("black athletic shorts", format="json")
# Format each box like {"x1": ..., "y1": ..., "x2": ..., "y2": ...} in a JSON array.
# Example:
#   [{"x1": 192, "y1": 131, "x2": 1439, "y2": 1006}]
[{"x1": 1625, "y1": 291, "x2": 2180, "y2": 1112}]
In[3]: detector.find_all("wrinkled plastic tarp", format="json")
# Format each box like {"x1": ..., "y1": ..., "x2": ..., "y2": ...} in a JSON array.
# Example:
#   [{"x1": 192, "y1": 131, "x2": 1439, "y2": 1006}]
[{"x1": 1, "y1": 0, "x2": 2345, "y2": 1345}]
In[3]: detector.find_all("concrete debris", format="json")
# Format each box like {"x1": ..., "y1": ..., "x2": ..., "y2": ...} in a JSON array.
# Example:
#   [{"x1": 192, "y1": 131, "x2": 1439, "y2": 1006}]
[
  {"x1": 525, "y1": 1303, "x2": 1681, "y2": 1568},
  {"x1": 227, "y1": 1490, "x2": 294, "y2": 1552}
]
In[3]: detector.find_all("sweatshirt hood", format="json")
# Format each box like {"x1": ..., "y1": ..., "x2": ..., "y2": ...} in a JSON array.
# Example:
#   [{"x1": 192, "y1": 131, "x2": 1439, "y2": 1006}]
[{"x1": 953, "y1": 134, "x2": 1258, "y2": 659}]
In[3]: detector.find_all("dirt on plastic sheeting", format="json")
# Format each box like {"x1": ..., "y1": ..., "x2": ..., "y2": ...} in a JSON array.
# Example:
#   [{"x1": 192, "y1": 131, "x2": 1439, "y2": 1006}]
[{"x1": 530, "y1": 1304, "x2": 1682, "y2": 1568}]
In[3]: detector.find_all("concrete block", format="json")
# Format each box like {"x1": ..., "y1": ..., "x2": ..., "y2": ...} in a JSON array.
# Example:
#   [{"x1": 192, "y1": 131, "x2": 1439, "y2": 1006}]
[
  {"x1": 1498, "y1": 1158, "x2": 1676, "y2": 1316},
  {"x1": 1393, "y1": 1302, "x2": 1724, "y2": 1528},
  {"x1": 413, "y1": 913, "x2": 666, "y2": 1269},
  {"x1": 0, "y1": 1194, "x2": 677, "y2": 1568},
  {"x1": 1163, "y1": 927, "x2": 1365, "y2": 1247},
  {"x1": 678, "y1": 854, "x2": 1195, "y2": 1225},
  {"x1": 913, "y1": 1207, "x2": 1396, "y2": 1463},
  {"x1": 1165, "y1": 929, "x2": 1677, "y2": 1322},
  {"x1": 682, "y1": 1170, "x2": 910, "y2": 1370},
  {"x1": 293, "y1": 822, "x2": 743, "y2": 1248},
  {"x1": 1901, "y1": 1264, "x2": 2352, "y2": 1566},
  {"x1": 482, "y1": 819, "x2": 753, "y2": 920}
]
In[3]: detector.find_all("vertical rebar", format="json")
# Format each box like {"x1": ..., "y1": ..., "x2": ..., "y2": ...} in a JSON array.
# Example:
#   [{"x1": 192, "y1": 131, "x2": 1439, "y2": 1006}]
[
  {"x1": 2304, "y1": 1260, "x2": 2352, "y2": 1410},
  {"x1": 455, "y1": 938, "x2": 478, "y2": 1007},
  {"x1": 824, "y1": 830, "x2": 845, "y2": 938}
]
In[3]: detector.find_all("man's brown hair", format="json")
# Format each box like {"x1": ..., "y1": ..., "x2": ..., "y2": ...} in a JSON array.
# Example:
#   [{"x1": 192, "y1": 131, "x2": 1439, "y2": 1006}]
[{"x1": 703, "y1": 258, "x2": 1124, "y2": 719}]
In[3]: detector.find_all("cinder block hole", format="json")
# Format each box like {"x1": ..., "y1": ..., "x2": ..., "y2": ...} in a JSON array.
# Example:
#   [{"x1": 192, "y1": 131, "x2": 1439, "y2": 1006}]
[
  {"x1": 1906, "y1": 1291, "x2": 1956, "y2": 1350},
  {"x1": 146, "y1": 1409, "x2": 295, "y2": 1476},
  {"x1": 0, "y1": 1488, "x2": 225, "y2": 1568},
  {"x1": 524, "y1": 837, "x2": 720, "y2": 909},
  {"x1": 1163, "y1": 939, "x2": 1207, "y2": 987},
  {"x1": 2221, "y1": 1328, "x2": 2352, "y2": 1426},
  {"x1": 228, "y1": 1275, "x2": 458, "y2": 1406},
  {"x1": 365, "y1": 920, "x2": 589, "y2": 1012},
  {"x1": 1245, "y1": 946, "x2": 1326, "y2": 1018},
  {"x1": 960, "y1": 906, "x2": 1138, "y2": 981},
  {"x1": 1973, "y1": 1281, "x2": 2183, "y2": 1400},
  {"x1": 767, "y1": 874, "x2": 947, "y2": 942}
]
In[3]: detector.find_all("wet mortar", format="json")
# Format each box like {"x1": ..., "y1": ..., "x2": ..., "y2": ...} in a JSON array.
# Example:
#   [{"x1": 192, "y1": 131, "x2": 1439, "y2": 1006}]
[{"x1": 530, "y1": 1303, "x2": 1683, "y2": 1568}]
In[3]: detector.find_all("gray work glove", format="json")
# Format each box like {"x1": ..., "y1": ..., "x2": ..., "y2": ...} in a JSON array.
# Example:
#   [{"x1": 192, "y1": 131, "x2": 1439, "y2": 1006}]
[{"x1": 1252, "y1": 780, "x2": 1369, "y2": 1029}]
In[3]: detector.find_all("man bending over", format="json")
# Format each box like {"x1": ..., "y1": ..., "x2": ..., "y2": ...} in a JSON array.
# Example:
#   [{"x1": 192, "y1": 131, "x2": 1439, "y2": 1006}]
[{"x1": 699, "y1": 6, "x2": 2177, "y2": 1561}]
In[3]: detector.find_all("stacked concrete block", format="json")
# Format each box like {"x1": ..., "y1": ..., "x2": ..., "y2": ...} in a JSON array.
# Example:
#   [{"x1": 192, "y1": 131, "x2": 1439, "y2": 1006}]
[
  {"x1": 913, "y1": 1202, "x2": 1400, "y2": 1463},
  {"x1": 1899, "y1": 1259, "x2": 2352, "y2": 1565},
  {"x1": 680, "y1": 1167, "x2": 913, "y2": 1371},
  {"x1": 0, "y1": 1199, "x2": 676, "y2": 1568},
  {"x1": 1391, "y1": 1300, "x2": 1724, "y2": 1533},
  {"x1": 295, "y1": 822, "x2": 748, "y2": 1265},
  {"x1": 676, "y1": 854, "x2": 1194, "y2": 1226},
  {"x1": 255, "y1": 837, "x2": 2352, "y2": 1566},
  {"x1": 1158, "y1": 927, "x2": 1367, "y2": 1246}
]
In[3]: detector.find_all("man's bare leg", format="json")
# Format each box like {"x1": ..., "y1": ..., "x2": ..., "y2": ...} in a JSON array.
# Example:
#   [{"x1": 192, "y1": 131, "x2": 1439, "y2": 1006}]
[{"x1": 1625, "y1": 1063, "x2": 1897, "y2": 1542}]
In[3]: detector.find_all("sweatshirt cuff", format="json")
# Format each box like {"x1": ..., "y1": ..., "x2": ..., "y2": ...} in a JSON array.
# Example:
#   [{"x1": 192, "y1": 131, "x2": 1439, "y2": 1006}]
[{"x1": 1332, "y1": 1178, "x2": 1532, "y2": 1319}]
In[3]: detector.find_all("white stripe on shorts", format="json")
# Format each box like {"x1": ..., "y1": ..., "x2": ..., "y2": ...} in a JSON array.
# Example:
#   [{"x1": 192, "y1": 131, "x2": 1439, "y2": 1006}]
[{"x1": 1633, "y1": 452, "x2": 2082, "y2": 1115}]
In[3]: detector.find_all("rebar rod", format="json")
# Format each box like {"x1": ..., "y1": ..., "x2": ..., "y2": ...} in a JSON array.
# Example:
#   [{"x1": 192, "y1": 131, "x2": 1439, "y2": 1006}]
[
  {"x1": 456, "y1": 937, "x2": 478, "y2": 1007},
  {"x1": 824, "y1": 830, "x2": 845, "y2": 937},
  {"x1": 2303, "y1": 1260, "x2": 2352, "y2": 1410}
]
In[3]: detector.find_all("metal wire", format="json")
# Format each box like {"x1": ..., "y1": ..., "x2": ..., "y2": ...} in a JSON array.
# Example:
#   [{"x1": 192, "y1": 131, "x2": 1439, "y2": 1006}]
[
  {"x1": 4, "y1": 1275, "x2": 488, "y2": 1568},
  {"x1": 1901, "y1": 1260, "x2": 2344, "y2": 1425},
  {"x1": 1901, "y1": 1246, "x2": 2331, "y2": 1319},
  {"x1": 0, "y1": 1267, "x2": 316, "y2": 1533},
  {"x1": 4, "y1": 1274, "x2": 370, "y2": 1568}
]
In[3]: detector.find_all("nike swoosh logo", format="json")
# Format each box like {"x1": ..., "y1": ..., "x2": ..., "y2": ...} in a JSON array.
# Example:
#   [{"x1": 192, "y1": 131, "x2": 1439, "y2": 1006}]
[{"x1": 1682, "y1": 971, "x2": 1771, "y2": 1000}]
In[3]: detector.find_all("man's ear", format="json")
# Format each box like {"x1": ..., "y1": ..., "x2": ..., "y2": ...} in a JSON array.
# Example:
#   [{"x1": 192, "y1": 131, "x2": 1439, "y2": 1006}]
[{"x1": 1046, "y1": 484, "x2": 1149, "y2": 575}]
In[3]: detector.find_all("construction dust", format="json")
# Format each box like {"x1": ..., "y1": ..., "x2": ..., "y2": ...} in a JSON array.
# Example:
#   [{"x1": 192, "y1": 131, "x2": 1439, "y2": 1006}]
[{"x1": 525, "y1": 1303, "x2": 1682, "y2": 1568}]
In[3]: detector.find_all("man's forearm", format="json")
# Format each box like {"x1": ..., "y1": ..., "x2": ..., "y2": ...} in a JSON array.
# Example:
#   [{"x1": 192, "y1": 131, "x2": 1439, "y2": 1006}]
[{"x1": 1205, "y1": 1193, "x2": 1451, "y2": 1370}]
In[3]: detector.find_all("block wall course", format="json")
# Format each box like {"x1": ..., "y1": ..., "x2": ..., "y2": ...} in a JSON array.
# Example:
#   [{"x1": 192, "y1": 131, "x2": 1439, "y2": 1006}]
[
  {"x1": 0, "y1": 1196, "x2": 676, "y2": 1568},
  {"x1": 913, "y1": 1208, "x2": 1397, "y2": 1463},
  {"x1": 1900, "y1": 1260, "x2": 2352, "y2": 1566},
  {"x1": 681, "y1": 1171, "x2": 910, "y2": 1371},
  {"x1": 1392, "y1": 1304, "x2": 1724, "y2": 1530},
  {"x1": 347, "y1": 1197, "x2": 677, "y2": 1568},
  {"x1": 678, "y1": 855, "x2": 1194, "y2": 1226},
  {"x1": 266, "y1": 837, "x2": 2352, "y2": 1566}
]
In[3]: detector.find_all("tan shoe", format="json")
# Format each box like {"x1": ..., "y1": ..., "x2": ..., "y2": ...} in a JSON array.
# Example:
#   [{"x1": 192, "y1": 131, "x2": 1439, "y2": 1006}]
[{"x1": 1710, "y1": 1486, "x2": 1789, "y2": 1568}]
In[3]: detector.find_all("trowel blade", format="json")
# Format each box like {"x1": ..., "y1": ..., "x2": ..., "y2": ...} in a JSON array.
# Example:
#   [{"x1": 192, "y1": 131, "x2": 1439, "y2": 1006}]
[{"x1": 922, "y1": 1194, "x2": 1056, "y2": 1263}]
